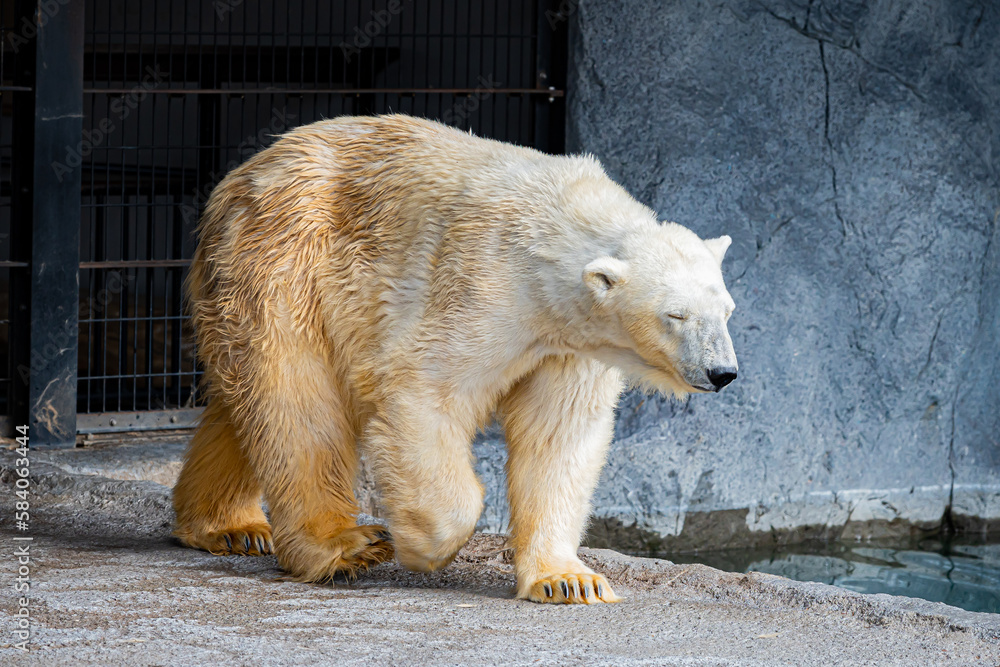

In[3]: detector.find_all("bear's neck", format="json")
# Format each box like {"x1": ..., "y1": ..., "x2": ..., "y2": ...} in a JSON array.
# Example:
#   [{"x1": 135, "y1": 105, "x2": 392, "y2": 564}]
[{"x1": 520, "y1": 219, "x2": 656, "y2": 353}]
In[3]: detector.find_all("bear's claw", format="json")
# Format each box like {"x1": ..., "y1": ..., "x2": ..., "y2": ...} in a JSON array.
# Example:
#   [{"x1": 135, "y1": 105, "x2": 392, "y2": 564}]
[
  {"x1": 175, "y1": 522, "x2": 274, "y2": 557},
  {"x1": 526, "y1": 573, "x2": 620, "y2": 604},
  {"x1": 284, "y1": 524, "x2": 395, "y2": 583}
]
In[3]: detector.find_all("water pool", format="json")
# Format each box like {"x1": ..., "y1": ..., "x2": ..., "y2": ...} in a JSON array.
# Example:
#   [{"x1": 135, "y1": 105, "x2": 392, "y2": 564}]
[{"x1": 652, "y1": 537, "x2": 1000, "y2": 614}]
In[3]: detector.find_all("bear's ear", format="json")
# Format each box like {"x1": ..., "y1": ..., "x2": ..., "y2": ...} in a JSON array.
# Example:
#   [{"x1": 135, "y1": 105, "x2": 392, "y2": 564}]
[
  {"x1": 704, "y1": 235, "x2": 732, "y2": 264},
  {"x1": 584, "y1": 256, "x2": 628, "y2": 298}
]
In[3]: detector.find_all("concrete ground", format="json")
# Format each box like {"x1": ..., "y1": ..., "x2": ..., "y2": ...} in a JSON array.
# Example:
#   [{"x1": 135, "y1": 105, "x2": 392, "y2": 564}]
[{"x1": 2, "y1": 441, "x2": 1000, "y2": 666}]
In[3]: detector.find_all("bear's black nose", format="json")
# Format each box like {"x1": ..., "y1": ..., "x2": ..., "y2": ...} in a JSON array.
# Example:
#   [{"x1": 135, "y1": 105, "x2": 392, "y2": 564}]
[{"x1": 707, "y1": 367, "x2": 738, "y2": 391}]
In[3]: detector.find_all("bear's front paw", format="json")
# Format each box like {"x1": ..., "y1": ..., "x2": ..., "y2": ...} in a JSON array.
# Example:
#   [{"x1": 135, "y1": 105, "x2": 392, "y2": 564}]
[{"x1": 525, "y1": 573, "x2": 621, "y2": 604}]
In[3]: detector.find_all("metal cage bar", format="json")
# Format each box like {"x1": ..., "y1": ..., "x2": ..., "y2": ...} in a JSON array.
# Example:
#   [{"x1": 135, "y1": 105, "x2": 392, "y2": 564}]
[
  {"x1": 3, "y1": 0, "x2": 567, "y2": 442},
  {"x1": 9, "y1": 0, "x2": 84, "y2": 447},
  {"x1": 0, "y1": 2, "x2": 20, "y2": 430}
]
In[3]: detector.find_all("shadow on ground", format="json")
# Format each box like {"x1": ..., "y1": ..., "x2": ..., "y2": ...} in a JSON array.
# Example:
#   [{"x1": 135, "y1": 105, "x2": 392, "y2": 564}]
[{"x1": 2, "y1": 453, "x2": 999, "y2": 666}]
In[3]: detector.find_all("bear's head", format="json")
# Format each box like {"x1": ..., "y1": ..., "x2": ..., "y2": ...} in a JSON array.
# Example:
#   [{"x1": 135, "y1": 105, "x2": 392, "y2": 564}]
[{"x1": 583, "y1": 223, "x2": 738, "y2": 398}]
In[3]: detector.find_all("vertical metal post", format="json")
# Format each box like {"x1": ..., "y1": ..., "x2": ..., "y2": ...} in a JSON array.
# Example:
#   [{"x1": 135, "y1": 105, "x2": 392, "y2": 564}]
[
  {"x1": 10, "y1": 0, "x2": 84, "y2": 447},
  {"x1": 535, "y1": 0, "x2": 567, "y2": 154}
]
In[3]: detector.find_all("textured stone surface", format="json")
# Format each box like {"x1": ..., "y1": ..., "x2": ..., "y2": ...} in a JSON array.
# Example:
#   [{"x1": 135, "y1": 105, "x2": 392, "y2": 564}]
[
  {"x1": 3, "y1": 457, "x2": 1000, "y2": 665},
  {"x1": 564, "y1": 0, "x2": 1000, "y2": 547}
]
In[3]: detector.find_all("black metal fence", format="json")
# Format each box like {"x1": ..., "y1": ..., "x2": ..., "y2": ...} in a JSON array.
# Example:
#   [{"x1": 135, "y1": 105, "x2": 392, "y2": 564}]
[
  {"x1": 0, "y1": 4, "x2": 16, "y2": 430},
  {"x1": 1, "y1": 0, "x2": 568, "y2": 447}
]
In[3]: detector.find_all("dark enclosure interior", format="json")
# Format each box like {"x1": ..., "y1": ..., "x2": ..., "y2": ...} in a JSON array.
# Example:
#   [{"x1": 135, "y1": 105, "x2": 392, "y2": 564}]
[{"x1": 1, "y1": 0, "x2": 567, "y2": 443}]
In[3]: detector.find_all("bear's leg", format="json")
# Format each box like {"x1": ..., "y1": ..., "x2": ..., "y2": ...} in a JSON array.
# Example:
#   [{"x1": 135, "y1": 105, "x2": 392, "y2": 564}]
[
  {"x1": 173, "y1": 399, "x2": 273, "y2": 555},
  {"x1": 240, "y1": 350, "x2": 394, "y2": 582},
  {"x1": 362, "y1": 402, "x2": 484, "y2": 573},
  {"x1": 501, "y1": 355, "x2": 623, "y2": 604}
]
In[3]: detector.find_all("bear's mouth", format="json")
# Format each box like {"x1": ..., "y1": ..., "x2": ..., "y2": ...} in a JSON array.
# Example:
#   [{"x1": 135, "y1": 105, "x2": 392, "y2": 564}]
[
  {"x1": 649, "y1": 361, "x2": 713, "y2": 394},
  {"x1": 590, "y1": 346, "x2": 695, "y2": 396}
]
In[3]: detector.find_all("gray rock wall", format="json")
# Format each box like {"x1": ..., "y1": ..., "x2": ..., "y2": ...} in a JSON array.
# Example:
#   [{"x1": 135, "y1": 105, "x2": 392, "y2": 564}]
[{"x1": 561, "y1": 0, "x2": 999, "y2": 550}]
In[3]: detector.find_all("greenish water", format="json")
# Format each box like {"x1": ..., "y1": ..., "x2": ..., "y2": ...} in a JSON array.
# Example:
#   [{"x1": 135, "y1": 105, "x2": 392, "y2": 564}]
[{"x1": 654, "y1": 537, "x2": 1000, "y2": 614}]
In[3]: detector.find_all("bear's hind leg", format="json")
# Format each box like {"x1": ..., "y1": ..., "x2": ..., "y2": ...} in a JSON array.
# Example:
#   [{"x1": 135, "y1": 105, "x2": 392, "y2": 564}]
[
  {"x1": 237, "y1": 345, "x2": 393, "y2": 582},
  {"x1": 501, "y1": 355, "x2": 623, "y2": 604},
  {"x1": 173, "y1": 399, "x2": 273, "y2": 555}
]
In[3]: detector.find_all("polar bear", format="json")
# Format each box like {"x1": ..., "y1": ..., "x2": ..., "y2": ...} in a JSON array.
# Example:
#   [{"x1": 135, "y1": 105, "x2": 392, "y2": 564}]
[{"x1": 172, "y1": 114, "x2": 737, "y2": 604}]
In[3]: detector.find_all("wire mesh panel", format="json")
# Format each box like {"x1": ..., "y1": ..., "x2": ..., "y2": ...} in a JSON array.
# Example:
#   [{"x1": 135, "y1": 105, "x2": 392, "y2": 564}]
[
  {"x1": 77, "y1": 0, "x2": 564, "y2": 430},
  {"x1": 0, "y1": 3, "x2": 28, "y2": 424}
]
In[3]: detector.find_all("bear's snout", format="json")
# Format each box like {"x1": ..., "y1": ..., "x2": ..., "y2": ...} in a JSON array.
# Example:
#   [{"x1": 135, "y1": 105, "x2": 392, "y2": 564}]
[{"x1": 707, "y1": 367, "x2": 737, "y2": 391}]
